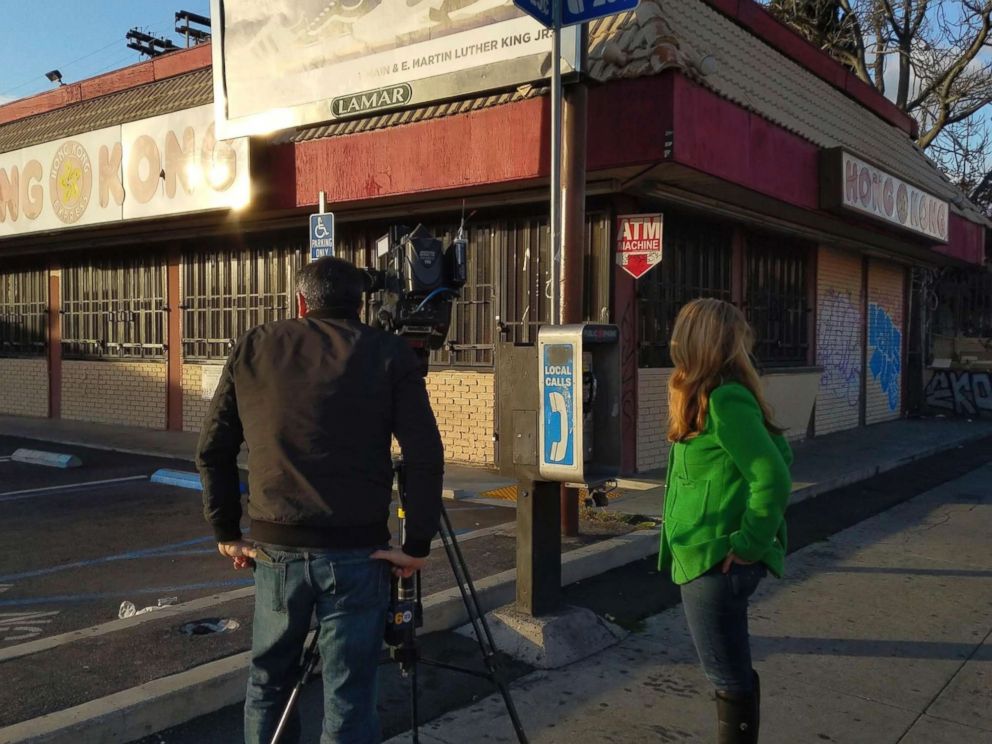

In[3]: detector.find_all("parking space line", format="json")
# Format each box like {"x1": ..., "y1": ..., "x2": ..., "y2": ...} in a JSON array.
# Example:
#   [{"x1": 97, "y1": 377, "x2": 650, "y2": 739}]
[
  {"x1": 0, "y1": 456, "x2": 11, "y2": 462},
  {"x1": 0, "y1": 536, "x2": 216, "y2": 583},
  {"x1": 0, "y1": 587, "x2": 256, "y2": 663},
  {"x1": 0, "y1": 475, "x2": 148, "y2": 503}
]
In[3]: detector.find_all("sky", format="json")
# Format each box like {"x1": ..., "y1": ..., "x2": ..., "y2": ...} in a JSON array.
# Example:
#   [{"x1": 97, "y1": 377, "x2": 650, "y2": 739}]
[{"x1": 0, "y1": 0, "x2": 211, "y2": 104}]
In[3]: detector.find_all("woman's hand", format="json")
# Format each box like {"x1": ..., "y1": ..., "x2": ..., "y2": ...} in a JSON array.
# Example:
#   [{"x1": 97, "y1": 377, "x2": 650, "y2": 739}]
[{"x1": 721, "y1": 552, "x2": 755, "y2": 574}]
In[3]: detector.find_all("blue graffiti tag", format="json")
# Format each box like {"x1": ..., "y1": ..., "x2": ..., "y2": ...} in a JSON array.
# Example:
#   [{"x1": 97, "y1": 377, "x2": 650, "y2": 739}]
[{"x1": 868, "y1": 303, "x2": 902, "y2": 411}]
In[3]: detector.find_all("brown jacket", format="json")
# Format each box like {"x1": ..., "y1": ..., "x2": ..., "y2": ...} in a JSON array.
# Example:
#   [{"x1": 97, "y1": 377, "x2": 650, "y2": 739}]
[{"x1": 196, "y1": 308, "x2": 444, "y2": 556}]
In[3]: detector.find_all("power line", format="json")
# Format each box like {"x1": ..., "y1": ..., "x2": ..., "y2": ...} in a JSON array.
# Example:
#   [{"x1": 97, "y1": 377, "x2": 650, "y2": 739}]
[{"x1": 0, "y1": 37, "x2": 122, "y2": 96}]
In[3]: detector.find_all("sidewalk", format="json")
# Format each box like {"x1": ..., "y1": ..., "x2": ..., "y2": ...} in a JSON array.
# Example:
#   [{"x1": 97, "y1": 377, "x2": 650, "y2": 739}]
[
  {"x1": 388, "y1": 461, "x2": 992, "y2": 744},
  {"x1": 2, "y1": 414, "x2": 990, "y2": 503},
  {"x1": 610, "y1": 416, "x2": 992, "y2": 516}
]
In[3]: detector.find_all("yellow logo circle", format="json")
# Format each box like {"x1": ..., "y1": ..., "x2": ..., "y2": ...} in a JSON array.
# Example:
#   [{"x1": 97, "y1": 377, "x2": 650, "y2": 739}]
[{"x1": 49, "y1": 141, "x2": 93, "y2": 224}]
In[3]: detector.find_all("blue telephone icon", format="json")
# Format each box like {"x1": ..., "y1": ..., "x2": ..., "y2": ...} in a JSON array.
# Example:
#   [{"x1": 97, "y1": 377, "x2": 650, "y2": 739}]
[{"x1": 548, "y1": 391, "x2": 568, "y2": 463}]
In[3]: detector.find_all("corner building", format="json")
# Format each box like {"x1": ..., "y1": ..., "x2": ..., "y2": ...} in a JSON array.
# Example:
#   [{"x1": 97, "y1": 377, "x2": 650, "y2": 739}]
[{"x1": 0, "y1": 0, "x2": 986, "y2": 474}]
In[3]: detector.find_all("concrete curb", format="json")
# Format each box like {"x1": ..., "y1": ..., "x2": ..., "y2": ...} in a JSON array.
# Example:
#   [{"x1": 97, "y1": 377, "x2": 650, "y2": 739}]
[
  {"x1": 10, "y1": 448, "x2": 82, "y2": 469},
  {"x1": 0, "y1": 531, "x2": 658, "y2": 744},
  {"x1": 789, "y1": 432, "x2": 984, "y2": 504}
]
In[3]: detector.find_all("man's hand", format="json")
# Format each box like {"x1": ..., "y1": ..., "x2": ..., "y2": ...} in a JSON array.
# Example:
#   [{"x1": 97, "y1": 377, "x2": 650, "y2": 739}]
[
  {"x1": 721, "y1": 552, "x2": 755, "y2": 574},
  {"x1": 217, "y1": 540, "x2": 257, "y2": 570},
  {"x1": 371, "y1": 547, "x2": 427, "y2": 578}
]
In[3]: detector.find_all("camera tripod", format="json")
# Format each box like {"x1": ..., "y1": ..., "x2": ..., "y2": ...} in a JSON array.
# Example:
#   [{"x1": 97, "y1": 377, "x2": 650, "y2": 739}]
[{"x1": 270, "y1": 460, "x2": 528, "y2": 744}]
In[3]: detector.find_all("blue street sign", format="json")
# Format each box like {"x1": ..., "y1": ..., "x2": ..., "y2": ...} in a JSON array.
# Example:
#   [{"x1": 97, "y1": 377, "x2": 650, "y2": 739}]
[
  {"x1": 514, "y1": 0, "x2": 639, "y2": 29},
  {"x1": 514, "y1": 0, "x2": 553, "y2": 28},
  {"x1": 309, "y1": 213, "x2": 335, "y2": 260}
]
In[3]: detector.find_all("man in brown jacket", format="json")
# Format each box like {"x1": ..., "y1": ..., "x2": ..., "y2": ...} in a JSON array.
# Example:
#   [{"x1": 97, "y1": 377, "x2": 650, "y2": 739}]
[{"x1": 197, "y1": 256, "x2": 444, "y2": 744}]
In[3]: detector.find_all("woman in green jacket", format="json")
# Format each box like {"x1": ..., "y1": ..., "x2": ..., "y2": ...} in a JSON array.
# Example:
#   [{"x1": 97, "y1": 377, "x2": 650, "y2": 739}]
[{"x1": 659, "y1": 298, "x2": 793, "y2": 744}]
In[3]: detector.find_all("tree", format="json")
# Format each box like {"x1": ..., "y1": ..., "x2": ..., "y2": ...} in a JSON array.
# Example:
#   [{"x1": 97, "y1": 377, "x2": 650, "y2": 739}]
[{"x1": 766, "y1": 1, "x2": 992, "y2": 210}]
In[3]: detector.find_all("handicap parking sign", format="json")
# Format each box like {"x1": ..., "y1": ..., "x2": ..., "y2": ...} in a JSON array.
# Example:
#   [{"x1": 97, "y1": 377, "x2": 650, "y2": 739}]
[{"x1": 309, "y1": 213, "x2": 335, "y2": 260}]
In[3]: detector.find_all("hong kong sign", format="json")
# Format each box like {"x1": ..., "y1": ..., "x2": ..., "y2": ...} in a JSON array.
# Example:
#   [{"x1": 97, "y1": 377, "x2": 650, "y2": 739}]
[
  {"x1": 821, "y1": 148, "x2": 948, "y2": 243},
  {"x1": 616, "y1": 213, "x2": 663, "y2": 279},
  {"x1": 0, "y1": 104, "x2": 250, "y2": 238}
]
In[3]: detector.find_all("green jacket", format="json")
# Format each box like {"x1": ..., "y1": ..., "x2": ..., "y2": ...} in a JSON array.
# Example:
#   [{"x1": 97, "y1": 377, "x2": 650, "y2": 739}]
[{"x1": 658, "y1": 382, "x2": 793, "y2": 585}]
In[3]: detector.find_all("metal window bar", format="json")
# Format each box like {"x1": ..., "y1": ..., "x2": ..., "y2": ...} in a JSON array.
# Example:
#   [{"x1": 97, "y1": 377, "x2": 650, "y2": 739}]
[
  {"x1": 62, "y1": 258, "x2": 166, "y2": 360},
  {"x1": 0, "y1": 268, "x2": 48, "y2": 356},
  {"x1": 497, "y1": 216, "x2": 551, "y2": 346},
  {"x1": 935, "y1": 268, "x2": 992, "y2": 339},
  {"x1": 744, "y1": 234, "x2": 809, "y2": 366},
  {"x1": 638, "y1": 215, "x2": 733, "y2": 367},
  {"x1": 182, "y1": 240, "x2": 304, "y2": 360}
]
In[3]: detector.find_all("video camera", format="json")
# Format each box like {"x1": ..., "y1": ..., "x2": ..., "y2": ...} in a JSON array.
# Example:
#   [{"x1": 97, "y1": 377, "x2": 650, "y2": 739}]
[{"x1": 363, "y1": 219, "x2": 468, "y2": 371}]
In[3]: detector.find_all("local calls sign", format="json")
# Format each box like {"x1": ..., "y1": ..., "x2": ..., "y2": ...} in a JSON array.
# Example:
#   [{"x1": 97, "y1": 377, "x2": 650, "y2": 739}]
[
  {"x1": 0, "y1": 104, "x2": 249, "y2": 238},
  {"x1": 821, "y1": 148, "x2": 949, "y2": 243}
]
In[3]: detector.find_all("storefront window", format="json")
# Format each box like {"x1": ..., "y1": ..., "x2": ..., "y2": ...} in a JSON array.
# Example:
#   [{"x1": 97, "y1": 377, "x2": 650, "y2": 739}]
[
  {"x1": 62, "y1": 258, "x2": 166, "y2": 360},
  {"x1": 743, "y1": 233, "x2": 810, "y2": 367},
  {"x1": 638, "y1": 213, "x2": 733, "y2": 367},
  {"x1": 0, "y1": 268, "x2": 47, "y2": 357},
  {"x1": 182, "y1": 237, "x2": 302, "y2": 361}
]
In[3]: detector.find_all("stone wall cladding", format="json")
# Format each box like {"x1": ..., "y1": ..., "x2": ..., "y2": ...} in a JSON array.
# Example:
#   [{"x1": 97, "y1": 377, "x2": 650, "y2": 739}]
[
  {"x1": 0, "y1": 358, "x2": 48, "y2": 417},
  {"x1": 62, "y1": 361, "x2": 166, "y2": 429},
  {"x1": 425, "y1": 370, "x2": 495, "y2": 466},
  {"x1": 637, "y1": 368, "x2": 673, "y2": 473},
  {"x1": 182, "y1": 363, "x2": 224, "y2": 433}
]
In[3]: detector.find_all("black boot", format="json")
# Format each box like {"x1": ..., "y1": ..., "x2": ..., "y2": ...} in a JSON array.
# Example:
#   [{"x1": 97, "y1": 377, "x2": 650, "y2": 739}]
[{"x1": 715, "y1": 685, "x2": 759, "y2": 744}]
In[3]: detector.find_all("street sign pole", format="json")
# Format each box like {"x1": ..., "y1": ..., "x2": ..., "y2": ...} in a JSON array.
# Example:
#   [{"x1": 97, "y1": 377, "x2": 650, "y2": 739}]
[
  {"x1": 318, "y1": 190, "x2": 326, "y2": 214},
  {"x1": 549, "y1": 0, "x2": 563, "y2": 326}
]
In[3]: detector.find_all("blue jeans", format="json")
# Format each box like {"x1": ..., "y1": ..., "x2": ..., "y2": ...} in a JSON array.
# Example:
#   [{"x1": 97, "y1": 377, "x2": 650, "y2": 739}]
[
  {"x1": 245, "y1": 545, "x2": 390, "y2": 744},
  {"x1": 680, "y1": 561, "x2": 766, "y2": 695}
]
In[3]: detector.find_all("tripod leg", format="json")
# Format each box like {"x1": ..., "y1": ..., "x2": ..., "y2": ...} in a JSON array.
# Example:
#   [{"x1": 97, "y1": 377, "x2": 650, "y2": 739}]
[
  {"x1": 411, "y1": 663, "x2": 419, "y2": 744},
  {"x1": 437, "y1": 505, "x2": 529, "y2": 744}
]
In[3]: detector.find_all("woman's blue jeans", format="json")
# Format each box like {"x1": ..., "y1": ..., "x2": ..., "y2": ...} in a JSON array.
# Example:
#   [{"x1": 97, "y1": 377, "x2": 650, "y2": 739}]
[
  {"x1": 244, "y1": 545, "x2": 390, "y2": 744},
  {"x1": 680, "y1": 561, "x2": 766, "y2": 695}
]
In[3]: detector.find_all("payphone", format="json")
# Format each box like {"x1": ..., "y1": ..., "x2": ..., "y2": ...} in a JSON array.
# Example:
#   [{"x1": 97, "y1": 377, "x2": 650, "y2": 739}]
[
  {"x1": 536, "y1": 324, "x2": 620, "y2": 487},
  {"x1": 496, "y1": 323, "x2": 621, "y2": 615}
]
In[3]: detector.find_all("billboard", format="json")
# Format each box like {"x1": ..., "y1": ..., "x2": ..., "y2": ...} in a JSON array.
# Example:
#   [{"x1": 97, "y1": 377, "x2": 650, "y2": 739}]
[
  {"x1": 210, "y1": 0, "x2": 581, "y2": 139},
  {"x1": 0, "y1": 105, "x2": 250, "y2": 239}
]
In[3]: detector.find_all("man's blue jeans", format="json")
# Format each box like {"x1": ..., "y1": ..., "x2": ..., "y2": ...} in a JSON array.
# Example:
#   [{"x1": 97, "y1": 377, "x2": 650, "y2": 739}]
[
  {"x1": 244, "y1": 545, "x2": 390, "y2": 744},
  {"x1": 680, "y1": 561, "x2": 766, "y2": 695}
]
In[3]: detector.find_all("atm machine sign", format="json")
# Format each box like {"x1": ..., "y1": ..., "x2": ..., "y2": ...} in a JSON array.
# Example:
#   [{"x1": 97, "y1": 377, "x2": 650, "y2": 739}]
[{"x1": 542, "y1": 344, "x2": 575, "y2": 466}]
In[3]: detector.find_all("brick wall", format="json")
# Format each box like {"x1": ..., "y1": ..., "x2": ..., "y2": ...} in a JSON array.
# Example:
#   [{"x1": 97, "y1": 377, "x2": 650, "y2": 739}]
[
  {"x1": 62, "y1": 361, "x2": 167, "y2": 429},
  {"x1": 815, "y1": 246, "x2": 864, "y2": 435},
  {"x1": 182, "y1": 363, "x2": 224, "y2": 433},
  {"x1": 866, "y1": 260, "x2": 905, "y2": 425},
  {"x1": 637, "y1": 368, "x2": 672, "y2": 472},
  {"x1": 426, "y1": 370, "x2": 494, "y2": 466},
  {"x1": 181, "y1": 363, "x2": 495, "y2": 465},
  {"x1": 0, "y1": 358, "x2": 48, "y2": 417}
]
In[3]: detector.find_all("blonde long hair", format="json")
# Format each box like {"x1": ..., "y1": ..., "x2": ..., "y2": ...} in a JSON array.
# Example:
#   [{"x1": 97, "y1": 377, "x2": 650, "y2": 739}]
[{"x1": 667, "y1": 298, "x2": 782, "y2": 442}]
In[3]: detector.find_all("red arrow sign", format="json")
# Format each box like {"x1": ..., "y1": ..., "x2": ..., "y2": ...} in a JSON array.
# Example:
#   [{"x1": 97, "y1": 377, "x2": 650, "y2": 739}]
[{"x1": 617, "y1": 213, "x2": 663, "y2": 279}]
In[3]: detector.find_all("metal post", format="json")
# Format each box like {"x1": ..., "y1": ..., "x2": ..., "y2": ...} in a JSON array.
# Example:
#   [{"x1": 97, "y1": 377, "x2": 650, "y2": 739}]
[
  {"x1": 549, "y1": 0, "x2": 563, "y2": 326},
  {"x1": 516, "y1": 478, "x2": 562, "y2": 615},
  {"x1": 318, "y1": 190, "x2": 327, "y2": 214}
]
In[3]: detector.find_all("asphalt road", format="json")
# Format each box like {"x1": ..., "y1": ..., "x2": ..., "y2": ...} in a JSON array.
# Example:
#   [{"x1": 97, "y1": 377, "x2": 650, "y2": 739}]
[
  {"x1": 141, "y1": 435, "x2": 992, "y2": 744},
  {"x1": 0, "y1": 436, "x2": 513, "y2": 644}
]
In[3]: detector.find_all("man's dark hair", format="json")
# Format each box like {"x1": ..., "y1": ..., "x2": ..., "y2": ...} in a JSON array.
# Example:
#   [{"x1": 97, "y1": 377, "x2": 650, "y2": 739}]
[{"x1": 296, "y1": 257, "x2": 365, "y2": 313}]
